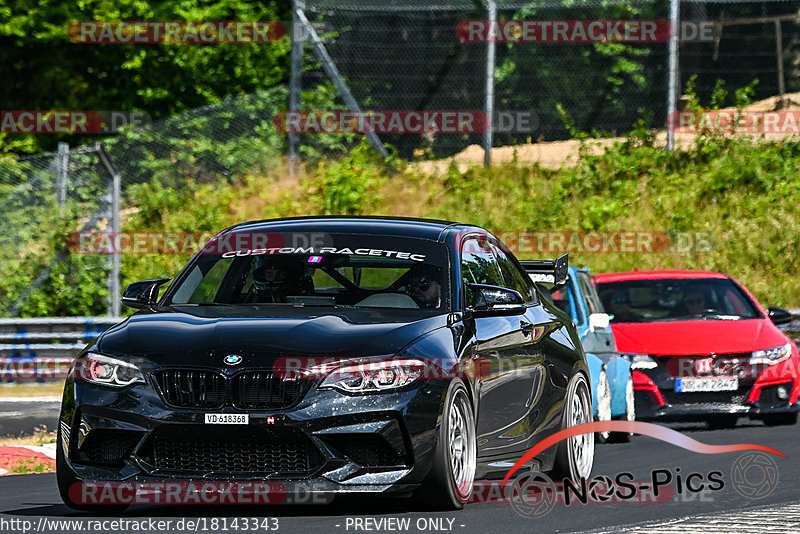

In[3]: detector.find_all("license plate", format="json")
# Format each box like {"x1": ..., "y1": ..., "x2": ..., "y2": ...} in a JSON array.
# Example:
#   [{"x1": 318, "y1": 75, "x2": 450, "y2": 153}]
[
  {"x1": 205, "y1": 413, "x2": 249, "y2": 424},
  {"x1": 674, "y1": 378, "x2": 738, "y2": 392}
]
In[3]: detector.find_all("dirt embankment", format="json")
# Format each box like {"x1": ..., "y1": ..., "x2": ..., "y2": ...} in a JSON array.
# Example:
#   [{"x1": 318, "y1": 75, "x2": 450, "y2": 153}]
[{"x1": 414, "y1": 92, "x2": 800, "y2": 174}]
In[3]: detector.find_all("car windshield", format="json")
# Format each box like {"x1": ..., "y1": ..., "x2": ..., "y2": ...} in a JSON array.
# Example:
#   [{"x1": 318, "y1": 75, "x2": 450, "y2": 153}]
[
  {"x1": 597, "y1": 278, "x2": 761, "y2": 323},
  {"x1": 165, "y1": 233, "x2": 450, "y2": 312}
]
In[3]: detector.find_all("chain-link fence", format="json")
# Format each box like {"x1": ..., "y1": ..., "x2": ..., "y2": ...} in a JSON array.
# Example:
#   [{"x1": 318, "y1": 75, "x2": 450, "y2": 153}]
[
  {"x1": 104, "y1": 88, "x2": 290, "y2": 189},
  {"x1": 298, "y1": 0, "x2": 800, "y2": 158},
  {"x1": 0, "y1": 88, "x2": 299, "y2": 318},
  {"x1": 0, "y1": 144, "x2": 118, "y2": 317},
  {"x1": 683, "y1": 1, "x2": 800, "y2": 101},
  {"x1": 304, "y1": 0, "x2": 671, "y2": 155}
]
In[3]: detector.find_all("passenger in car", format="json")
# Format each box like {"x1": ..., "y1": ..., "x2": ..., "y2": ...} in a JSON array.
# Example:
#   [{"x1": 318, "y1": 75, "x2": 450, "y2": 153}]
[{"x1": 405, "y1": 265, "x2": 442, "y2": 309}]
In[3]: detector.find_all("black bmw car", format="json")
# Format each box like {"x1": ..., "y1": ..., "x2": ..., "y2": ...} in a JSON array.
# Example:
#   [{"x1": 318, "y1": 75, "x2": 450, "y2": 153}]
[{"x1": 58, "y1": 216, "x2": 592, "y2": 510}]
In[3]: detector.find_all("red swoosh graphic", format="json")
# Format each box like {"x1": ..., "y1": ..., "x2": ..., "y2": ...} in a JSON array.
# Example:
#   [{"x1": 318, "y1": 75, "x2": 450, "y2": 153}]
[{"x1": 500, "y1": 420, "x2": 785, "y2": 488}]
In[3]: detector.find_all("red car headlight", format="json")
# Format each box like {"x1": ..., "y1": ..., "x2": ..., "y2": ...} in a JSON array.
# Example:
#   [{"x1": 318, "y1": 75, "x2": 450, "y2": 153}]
[{"x1": 750, "y1": 342, "x2": 793, "y2": 366}]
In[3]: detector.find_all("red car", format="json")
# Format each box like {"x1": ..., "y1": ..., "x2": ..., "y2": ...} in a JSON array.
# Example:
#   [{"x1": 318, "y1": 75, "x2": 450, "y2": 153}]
[{"x1": 595, "y1": 270, "x2": 798, "y2": 427}]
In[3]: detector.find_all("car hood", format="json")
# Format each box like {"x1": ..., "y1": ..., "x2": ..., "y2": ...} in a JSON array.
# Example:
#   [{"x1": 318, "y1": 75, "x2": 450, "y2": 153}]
[
  {"x1": 610, "y1": 318, "x2": 788, "y2": 356},
  {"x1": 96, "y1": 308, "x2": 447, "y2": 367}
]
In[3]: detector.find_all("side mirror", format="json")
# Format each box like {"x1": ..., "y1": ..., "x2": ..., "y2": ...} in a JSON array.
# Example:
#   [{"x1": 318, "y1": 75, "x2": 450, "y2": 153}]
[
  {"x1": 466, "y1": 283, "x2": 526, "y2": 317},
  {"x1": 122, "y1": 278, "x2": 171, "y2": 310},
  {"x1": 588, "y1": 312, "x2": 611, "y2": 332},
  {"x1": 767, "y1": 307, "x2": 793, "y2": 326}
]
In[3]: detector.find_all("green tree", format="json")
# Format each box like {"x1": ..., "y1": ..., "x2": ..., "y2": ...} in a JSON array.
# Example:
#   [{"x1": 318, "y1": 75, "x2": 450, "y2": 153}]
[{"x1": 0, "y1": 0, "x2": 291, "y2": 153}]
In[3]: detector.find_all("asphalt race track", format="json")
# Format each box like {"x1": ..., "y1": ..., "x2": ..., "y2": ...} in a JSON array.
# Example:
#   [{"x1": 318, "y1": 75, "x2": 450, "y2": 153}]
[
  {"x1": 0, "y1": 397, "x2": 60, "y2": 435},
  {"x1": 0, "y1": 421, "x2": 797, "y2": 534}
]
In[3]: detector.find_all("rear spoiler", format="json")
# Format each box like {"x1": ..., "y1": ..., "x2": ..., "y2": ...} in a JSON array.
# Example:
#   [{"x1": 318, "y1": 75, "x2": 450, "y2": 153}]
[{"x1": 520, "y1": 254, "x2": 569, "y2": 286}]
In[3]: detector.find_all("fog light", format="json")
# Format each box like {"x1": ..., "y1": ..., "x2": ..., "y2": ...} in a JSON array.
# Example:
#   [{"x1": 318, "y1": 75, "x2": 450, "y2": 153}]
[{"x1": 777, "y1": 386, "x2": 789, "y2": 400}]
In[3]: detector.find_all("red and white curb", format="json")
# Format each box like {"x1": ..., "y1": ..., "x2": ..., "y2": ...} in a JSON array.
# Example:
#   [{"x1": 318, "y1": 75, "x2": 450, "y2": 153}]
[{"x1": 0, "y1": 443, "x2": 56, "y2": 475}]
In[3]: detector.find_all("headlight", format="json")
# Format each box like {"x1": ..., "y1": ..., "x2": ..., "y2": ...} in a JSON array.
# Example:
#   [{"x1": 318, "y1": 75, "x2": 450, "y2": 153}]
[
  {"x1": 74, "y1": 352, "x2": 145, "y2": 387},
  {"x1": 751, "y1": 342, "x2": 793, "y2": 365},
  {"x1": 622, "y1": 353, "x2": 657, "y2": 370},
  {"x1": 318, "y1": 357, "x2": 425, "y2": 393}
]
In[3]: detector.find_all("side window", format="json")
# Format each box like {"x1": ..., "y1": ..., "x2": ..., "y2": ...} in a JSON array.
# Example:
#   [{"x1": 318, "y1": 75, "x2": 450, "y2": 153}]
[
  {"x1": 461, "y1": 237, "x2": 504, "y2": 307},
  {"x1": 183, "y1": 258, "x2": 233, "y2": 303},
  {"x1": 577, "y1": 272, "x2": 600, "y2": 315},
  {"x1": 491, "y1": 243, "x2": 535, "y2": 303}
]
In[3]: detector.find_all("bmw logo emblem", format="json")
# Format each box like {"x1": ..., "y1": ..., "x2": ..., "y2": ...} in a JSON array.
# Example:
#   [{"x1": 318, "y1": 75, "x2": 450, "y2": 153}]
[{"x1": 224, "y1": 354, "x2": 243, "y2": 366}]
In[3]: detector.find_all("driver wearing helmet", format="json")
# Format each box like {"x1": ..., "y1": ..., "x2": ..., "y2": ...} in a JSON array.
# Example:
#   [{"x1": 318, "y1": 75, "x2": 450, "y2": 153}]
[{"x1": 251, "y1": 255, "x2": 314, "y2": 303}]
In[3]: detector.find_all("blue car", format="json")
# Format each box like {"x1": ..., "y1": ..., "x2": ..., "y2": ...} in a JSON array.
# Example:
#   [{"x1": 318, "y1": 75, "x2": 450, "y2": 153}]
[{"x1": 524, "y1": 259, "x2": 634, "y2": 443}]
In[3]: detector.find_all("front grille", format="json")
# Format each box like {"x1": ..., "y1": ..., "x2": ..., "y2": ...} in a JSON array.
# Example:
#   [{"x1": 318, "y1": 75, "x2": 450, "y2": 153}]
[
  {"x1": 155, "y1": 370, "x2": 225, "y2": 408},
  {"x1": 660, "y1": 353, "x2": 753, "y2": 379},
  {"x1": 151, "y1": 430, "x2": 311, "y2": 474},
  {"x1": 155, "y1": 369, "x2": 305, "y2": 409},
  {"x1": 233, "y1": 371, "x2": 306, "y2": 409},
  {"x1": 653, "y1": 354, "x2": 754, "y2": 407}
]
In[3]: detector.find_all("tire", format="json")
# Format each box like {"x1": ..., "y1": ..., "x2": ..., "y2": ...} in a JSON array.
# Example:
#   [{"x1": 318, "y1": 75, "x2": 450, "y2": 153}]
[
  {"x1": 57, "y1": 432, "x2": 129, "y2": 514},
  {"x1": 763, "y1": 412, "x2": 798, "y2": 426},
  {"x1": 552, "y1": 373, "x2": 594, "y2": 481},
  {"x1": 608, "y1": 373, "x2": 635, "y2": 443},
  {"x1": 595, "y1": 369, "x2": 611, "y2": 444},
  {"x1": 415, "y1": 381, "x2": 476, "y2": 510}
]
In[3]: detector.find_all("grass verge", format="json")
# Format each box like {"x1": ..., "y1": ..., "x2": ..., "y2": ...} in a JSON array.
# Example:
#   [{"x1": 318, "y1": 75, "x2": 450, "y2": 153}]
[{"x1": 0, "y1": 382, "x2": 64, "y2": 398}]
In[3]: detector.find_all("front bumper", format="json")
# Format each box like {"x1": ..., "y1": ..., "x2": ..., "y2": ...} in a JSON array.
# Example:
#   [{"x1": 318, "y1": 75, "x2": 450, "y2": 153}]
[
  {"x1": 634, "y1": 388, "x2": 800, "y2": 421},
  {"x1": 59, "y1": 375, "x2": 446, "y2": 498},
  {"x1": 632, "y1": 358, "x2": 800, "y2": 421}
]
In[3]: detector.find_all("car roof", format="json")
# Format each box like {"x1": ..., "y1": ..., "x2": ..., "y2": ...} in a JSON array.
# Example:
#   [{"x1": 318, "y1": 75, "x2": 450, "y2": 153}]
[
  {"x1": 594, "y1": 270, "x2": 730, "y2": 283},
  {"x1": 223, "y1": 216, "x2": 479, "y2": 242}
]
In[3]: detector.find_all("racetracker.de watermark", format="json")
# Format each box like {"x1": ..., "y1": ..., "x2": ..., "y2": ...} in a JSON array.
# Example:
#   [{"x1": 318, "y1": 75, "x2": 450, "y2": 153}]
[
  {"x1": 273, "y1": 111, "x2": 489, "y2": 134},
  {"x1": 491, "y1": 231, "x2": 714, "y2": 254},
  {"x1": 69, "y1": 231, "x2": 219, "y2": 255},
  {"x1": 1, "y1": 111, "x2": 150, "y2": 134},
  {"x1": 67, "y1": 231, "x2": 411, "y2": 257},
  {"x1": 0, "y1": 357, "x2": 73, "y2": 381},
  {"x1": 69, "y1": 21, "x2": 286, "y2": 44},
  {"x1": 67, "y1": 481, "x2": 329, "y2": 505},
  {"x1": 666, "y1": 355, "x2": 798, "y2": 380},
  {"x1": 273, "y1": 110, "x2": 541, "y2": 134},
  {"x1": 456, "y1": 20, "x2": 715, "y2": 43},
  {"x1": 271, "y1": 355, "x2": 504, "y2": 381},
  {"x1": 669, "y1": 110, "x2": 800, "y2": 134}
]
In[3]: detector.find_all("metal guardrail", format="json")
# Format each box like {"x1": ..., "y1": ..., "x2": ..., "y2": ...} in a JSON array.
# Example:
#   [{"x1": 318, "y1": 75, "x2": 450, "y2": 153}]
[
  {"x1": 0, "y1": 317, "x2": 120, "y2": 381},
  {"x1": 0, "y1": 317, "x2": 119, "y2": 355}
]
